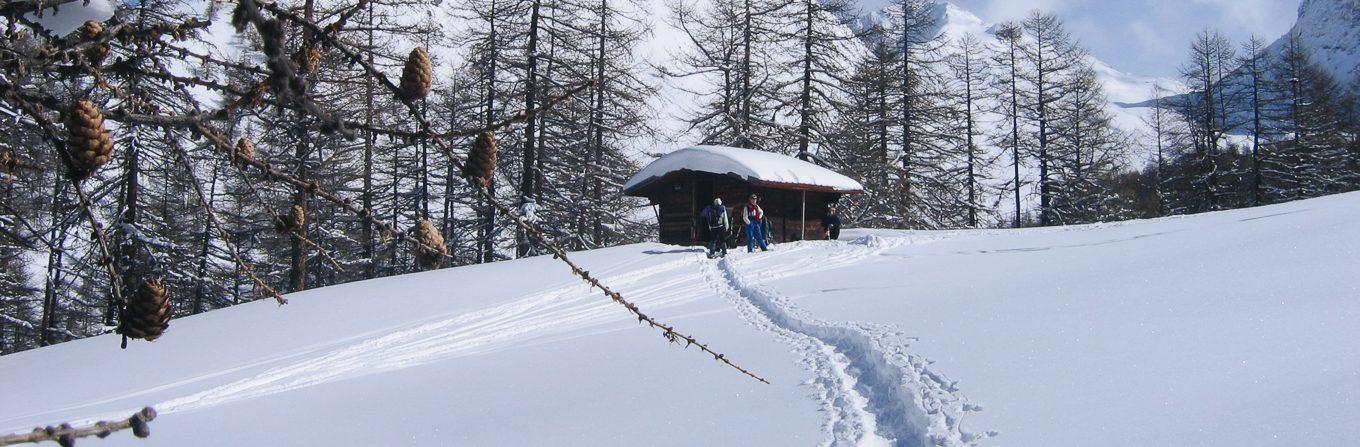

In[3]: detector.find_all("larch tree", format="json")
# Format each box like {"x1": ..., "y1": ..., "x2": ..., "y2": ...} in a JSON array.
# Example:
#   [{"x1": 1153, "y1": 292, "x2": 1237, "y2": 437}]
[
  {"x1": 1019, "y1": 11, "x2": 1085, "y2": 226},
  {"x1": 662, "y1": 0, "x2": 784, "y2": 150},
  {"x1": 988, "y1": 21, "x2": 1029, "y2": 227}
]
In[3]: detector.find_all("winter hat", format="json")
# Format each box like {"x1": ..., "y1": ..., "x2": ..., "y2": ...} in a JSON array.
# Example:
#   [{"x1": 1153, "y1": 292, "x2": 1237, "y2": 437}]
[{"x1": 714, "y1": 198, "x2": 723, "y2": 206}]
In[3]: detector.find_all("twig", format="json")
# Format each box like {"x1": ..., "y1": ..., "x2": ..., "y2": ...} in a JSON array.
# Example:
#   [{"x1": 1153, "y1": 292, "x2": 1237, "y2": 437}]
[
  {"x1": 473, "y1": 182, "x2": 770, "y2": 384},
  {"x1": 290, "y1": 229, "x2": 346, "y2": 272},
  {"x1": 0, "y1": 407, "x2": 157, "y2": 446}
]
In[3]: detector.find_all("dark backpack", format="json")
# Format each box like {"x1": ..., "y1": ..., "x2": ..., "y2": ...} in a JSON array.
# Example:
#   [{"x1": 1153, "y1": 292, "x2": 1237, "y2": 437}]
[{"x1": 704, "y1": 206, "x2": 725, "y2": 229}]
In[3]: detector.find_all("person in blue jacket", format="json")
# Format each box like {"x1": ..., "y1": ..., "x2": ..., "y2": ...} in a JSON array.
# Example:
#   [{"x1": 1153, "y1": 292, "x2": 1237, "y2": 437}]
[
  {"x1": 700, "y1": 198, "x2": 729, "y2": 258},
  {"x1": 741, "y1": 194, "x2": 769, "y2": 252}
]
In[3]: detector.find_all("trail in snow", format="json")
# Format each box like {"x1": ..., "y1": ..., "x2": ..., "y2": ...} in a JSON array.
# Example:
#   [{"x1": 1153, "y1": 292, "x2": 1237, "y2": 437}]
[{"x1": 707, "y1": 236, "x2": 988, "y2": 447}]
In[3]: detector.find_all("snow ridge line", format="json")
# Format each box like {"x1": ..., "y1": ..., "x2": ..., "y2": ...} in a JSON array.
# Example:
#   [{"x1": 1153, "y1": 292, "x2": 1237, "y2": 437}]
[{"x1": 714, "y1": 245, "x2": 985, "y2": 446}]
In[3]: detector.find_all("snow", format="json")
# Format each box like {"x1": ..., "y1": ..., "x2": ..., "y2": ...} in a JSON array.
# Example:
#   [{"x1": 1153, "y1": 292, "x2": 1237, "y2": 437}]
[
  {"x1": 4, "y1": 182, "x2": 1360, "y2": 444},
  {"x1": 623, "y1": 145, "x2": 865, "y2": 194},
  {"x1": 0, "y1": 247, "x2": 826, "y2": 445},
  {"x1": 751, "y1": 193, "x2": 1360, "y2": 445}
]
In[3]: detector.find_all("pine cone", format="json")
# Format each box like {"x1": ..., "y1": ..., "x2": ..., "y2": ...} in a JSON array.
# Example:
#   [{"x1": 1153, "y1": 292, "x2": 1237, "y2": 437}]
[
  {"x1": 78, "y1": 20, "x2": 102, "y2": 40},
  {"x1": 234, "y1": 138, "x2": 255, "y2": 165},
  {"x1": 77, "y1": 21, "x2": 109, "y2": 66},
  {"x1": 0, "y1": 150, "x2": 15, "y2": 173},
  {"x1": 86, "y1": 43, "x2": 109, "y2": 66},
  {"x1": 64, "y1": 100, "x2": 113, "y2": 181},
  {"x1": 413, "y1": 219, "x2": 447, "y2": 271},
  {"x1": 463, "y1": 131, "x2": 498, "y2": 187},
  {"x1": 292, "y1": 45, "x2": 321, "y2": 72},
  {"x1": 275, "y1": 204, "x2": 306, "y2": 233},
  {"x1": 118, "y1": 279, "x2": 171, "y2": 341},
  {"x1": 398, "y1": 47, "x2": 432, "y2": 101}
]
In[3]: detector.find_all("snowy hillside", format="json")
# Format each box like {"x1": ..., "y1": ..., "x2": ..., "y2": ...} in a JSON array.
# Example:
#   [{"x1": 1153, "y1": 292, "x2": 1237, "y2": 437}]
[
  {"x1": 1268, "y1": 0, "x2": 1360, "y2": 88},
  {"x1": 5, "y1": 188, "x2": 1360, "y2": 445},
  {"x1": 1135, "y1": 0, "x2": 1360, "y2": 135}
]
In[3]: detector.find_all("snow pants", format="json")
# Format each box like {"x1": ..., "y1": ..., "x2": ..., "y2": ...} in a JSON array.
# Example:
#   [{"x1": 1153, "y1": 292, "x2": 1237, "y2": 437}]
[
  {"x1": 710, "y1": 227, "x2": 728, "y2": 255},
  {"x1": 746, "y1": 222, "x2": 768, "y2": 252}
]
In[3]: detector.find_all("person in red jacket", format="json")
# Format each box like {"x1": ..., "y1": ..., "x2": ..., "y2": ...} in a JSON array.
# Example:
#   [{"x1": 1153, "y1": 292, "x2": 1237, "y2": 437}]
[{"x1": 742, "y1": 194, "x2": 769, "y2": 252}]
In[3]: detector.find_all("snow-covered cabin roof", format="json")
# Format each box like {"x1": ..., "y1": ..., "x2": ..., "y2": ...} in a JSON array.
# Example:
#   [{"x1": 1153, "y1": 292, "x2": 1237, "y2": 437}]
[{"x1": 623, "y1": 146, "x2": 864, "y2": 195}]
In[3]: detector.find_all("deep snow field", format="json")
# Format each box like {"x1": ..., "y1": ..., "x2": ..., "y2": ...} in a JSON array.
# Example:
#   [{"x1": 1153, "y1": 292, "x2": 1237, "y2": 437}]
[{"x1": 3, "y1": 192, "x2": 1358, "y2": 446}]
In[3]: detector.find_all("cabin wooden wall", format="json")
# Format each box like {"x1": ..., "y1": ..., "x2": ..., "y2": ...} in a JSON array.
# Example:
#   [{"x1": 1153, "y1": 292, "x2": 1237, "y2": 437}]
[{"x1": 642, "y1": 172, "x2": 841, "y2": 246}]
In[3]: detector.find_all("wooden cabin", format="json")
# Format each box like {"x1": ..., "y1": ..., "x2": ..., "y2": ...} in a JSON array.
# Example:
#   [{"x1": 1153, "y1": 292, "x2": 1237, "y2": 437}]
[{"x1": 623, "y1": 146, "x2": 864, "y2": 246}]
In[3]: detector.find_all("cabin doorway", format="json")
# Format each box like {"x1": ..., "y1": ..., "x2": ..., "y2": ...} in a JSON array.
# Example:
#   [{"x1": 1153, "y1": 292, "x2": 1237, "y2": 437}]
[{"x1": 694, "y1": 180, "x2": 713, "y2": 214}]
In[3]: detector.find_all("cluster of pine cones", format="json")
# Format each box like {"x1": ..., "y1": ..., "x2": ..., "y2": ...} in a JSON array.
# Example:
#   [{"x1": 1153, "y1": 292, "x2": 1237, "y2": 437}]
[
  {"x1": 49, "y1": 42, "x2": 507, "y2": 350},
  {"x1": 78, "y1": 20, "x2": 110, "y2": 66}
]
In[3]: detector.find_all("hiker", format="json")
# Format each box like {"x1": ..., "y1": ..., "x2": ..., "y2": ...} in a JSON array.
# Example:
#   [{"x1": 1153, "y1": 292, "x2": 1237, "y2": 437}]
[
  {"x1": 742, "y1": 193, "x2": 769, "y2": 252},
  {"x1": 821, "y1": 203, "x2": 842, "y2": 240},
  {"x1": 701, "y1": 198, "x2": 729, "y2": 258}
]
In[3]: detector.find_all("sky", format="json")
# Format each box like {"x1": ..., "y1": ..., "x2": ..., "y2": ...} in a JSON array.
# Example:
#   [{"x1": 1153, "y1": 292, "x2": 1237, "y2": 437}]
[{"x1": 937, "y1": 0, "x2": 1303, "y2": 78}]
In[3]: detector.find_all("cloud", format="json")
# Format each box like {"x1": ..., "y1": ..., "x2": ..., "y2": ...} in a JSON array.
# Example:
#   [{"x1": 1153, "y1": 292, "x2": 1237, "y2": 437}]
[{"x1": 1189, "y1": 0, "x2": 1298, "y2": 32}]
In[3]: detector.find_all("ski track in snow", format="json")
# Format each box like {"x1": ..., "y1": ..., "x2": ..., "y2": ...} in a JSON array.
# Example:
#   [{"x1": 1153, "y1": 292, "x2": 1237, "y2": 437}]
[
  {"x1": 40, "y1": 256, "x2": 713, "y2": 425},
  {"x1": 707, "y1": 235, "x2": 988, "y2": 447}
]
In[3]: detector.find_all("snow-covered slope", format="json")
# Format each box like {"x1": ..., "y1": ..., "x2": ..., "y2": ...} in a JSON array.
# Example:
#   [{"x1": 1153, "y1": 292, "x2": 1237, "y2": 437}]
[{"x1": 5, "y1": 187, "x2": 1360, "y2": 444}]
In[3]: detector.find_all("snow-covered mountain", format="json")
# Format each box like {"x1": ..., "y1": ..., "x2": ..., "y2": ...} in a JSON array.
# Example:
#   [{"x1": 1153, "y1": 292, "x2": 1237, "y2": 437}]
[
  {"x1": 1271, "y1": 0, "x2": 1360, "y2": 88},
  {"x1": 4, "y1": 187, "x2": 1359, "y2": 445},
  {"x1": 1125, "y1": 0, "x2": 1360, "y2": 132},
  {"x1": 841, "y1": 0, "x2": 1174, "y2": 165}
]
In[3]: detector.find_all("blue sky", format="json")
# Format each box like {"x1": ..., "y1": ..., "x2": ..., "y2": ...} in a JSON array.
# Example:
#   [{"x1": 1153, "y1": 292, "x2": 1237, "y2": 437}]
[{"x1": 941, "y1": 0, "x2": 1302, "y2": 78}]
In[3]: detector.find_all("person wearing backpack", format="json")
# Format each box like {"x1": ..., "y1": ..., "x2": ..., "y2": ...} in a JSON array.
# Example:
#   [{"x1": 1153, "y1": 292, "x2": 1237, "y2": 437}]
[
  {"x1": 742, "y1": 194, "x2": 769, "y2": 253},
  {"x1": 701, "y1": 198, "x2": 729, "y2": 258}
]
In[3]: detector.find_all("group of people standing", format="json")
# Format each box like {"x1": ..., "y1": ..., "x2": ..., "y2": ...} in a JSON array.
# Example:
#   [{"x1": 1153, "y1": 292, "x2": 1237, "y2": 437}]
[{"x1": 698, "y1": 193, "x2": 841, "y2": 259}]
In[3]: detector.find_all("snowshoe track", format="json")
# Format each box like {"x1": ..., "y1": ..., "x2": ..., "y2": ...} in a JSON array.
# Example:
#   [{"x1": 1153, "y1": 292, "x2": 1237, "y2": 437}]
[{"x1": 708, "y1": 238, "x2": 985, "y2": 446}]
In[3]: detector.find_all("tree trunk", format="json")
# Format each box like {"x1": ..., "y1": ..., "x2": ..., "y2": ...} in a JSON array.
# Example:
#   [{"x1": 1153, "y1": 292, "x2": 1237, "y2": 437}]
[
  {"x1": 362, "y1": 0, "x2": 376, "y2": 277},
  {"x1": 480, "y1": 0, "x2": 499, "y2": 263},
  {"x1": 517, "y1": 0, "x2": 542, "y2": 258},
  {"x1": 1008, "y1": 39, "x2": 1022, "y2": 227},
  {"x1": 796, "y1": 0, "x2": 812, "y2": 161},
  {"x1": 591, "y1": 0, "x2": 608, "y2": 245},
  {"x1": 192, "y1": 157, "x2": 222, "y2": 314}
]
